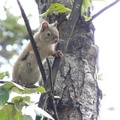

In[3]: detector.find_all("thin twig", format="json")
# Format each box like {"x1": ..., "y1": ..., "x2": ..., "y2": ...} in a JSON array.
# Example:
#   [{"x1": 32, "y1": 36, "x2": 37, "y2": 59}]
[
  {"x1": 7, "y1": 102, "x2": 29, "y2": 107},
  {"x1": 50, "y1": 93, "x2": 60, "y2": 120},
  {"x1": 7, "y1": 102, "x2": 14, "y2": 105},
  {"x1": 46, "y1": 58, "x2": 59, "y2": 120},
  {"x1": 0, "y1": 81, "x2": 6, "y2": 84},
  {"x1": 46, "y1": 58, "x2": 53, "y2": 92},
  {"x1": 92, "y1": 0, "x2": 120, "y2": 20},
  {"x1": 16, "y1": 0, "x2": 46, "y2": 83}
]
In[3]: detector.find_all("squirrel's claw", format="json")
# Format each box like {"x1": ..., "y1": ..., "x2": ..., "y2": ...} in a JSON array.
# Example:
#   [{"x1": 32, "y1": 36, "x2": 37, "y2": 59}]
[{"x1": 52, "y1": 50, "x2": 64, "y2": 57}]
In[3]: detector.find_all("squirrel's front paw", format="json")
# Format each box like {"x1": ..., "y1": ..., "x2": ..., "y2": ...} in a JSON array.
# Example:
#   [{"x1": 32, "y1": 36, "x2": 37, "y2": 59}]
[{"x1": 52, "y1": 50, "x2": 64, "y2": 57}]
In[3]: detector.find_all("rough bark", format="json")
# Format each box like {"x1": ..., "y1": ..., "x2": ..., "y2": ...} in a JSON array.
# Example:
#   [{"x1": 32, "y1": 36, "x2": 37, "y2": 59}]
[{"x1": 36, "y1": 0, "x2": 102, "y2": 120}]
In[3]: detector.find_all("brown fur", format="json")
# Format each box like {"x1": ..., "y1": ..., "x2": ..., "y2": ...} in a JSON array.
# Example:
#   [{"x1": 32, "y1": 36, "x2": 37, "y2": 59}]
[{"x1": 12, "y1": 21, "x2": 63, "y2": 87}]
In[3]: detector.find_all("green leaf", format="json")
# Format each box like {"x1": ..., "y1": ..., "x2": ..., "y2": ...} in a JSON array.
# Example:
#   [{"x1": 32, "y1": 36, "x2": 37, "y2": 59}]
[
  {"x1": 3, "y1": 81, "x2": 24, "y2": 91},
  {"x1": 81, "y1": 0, "x2": 92, "y2": 21},
  {"x1": 10, "y1": 105, "x2": 22, "y2": 120},
  {"x1": 0, "y1": 88, "x2": 9, "y2": 107},
  {"x1": 0, "y1": 71, "x2": 10, "y2": 79},
  {"x1": 40, "y1": 3, "x2": 71, "y2": 17},
  {"x1": 2, "y1": 81, "x2": 45, "y2": 94},
  {"x1": 11, "y1": 86, "x2": 46, "y2": 94},
  {"x1": 21, "y1": 86, "x2": 46, "y2": 94},
  {"x1": 12, "y1": 82, "x2": 25, "y2": 90},
  {"x1": 18, "y1": 115, "x2": 33, "y2": 120},
  {"x1": 22, "y1": 96, "x2": 31, "y2": 103},
  {"x1": 84, "y1": 16, "x2": 92, "y2": 21},
  {"x1": 0, "y1": 105, "x2": 13, "y2": 120},
  {"x1": 36, "y1": 86, "x2": 46, "y2": 93},
  {"x1": 82, "y1": 0, "x2": 91, "y2": 13},
  {"x1": 12, "y1": 96, "x2": 31, "y2": 103},
  {"x1": 2, "y1": 82, "x2": 14, "y2": 91},
  {"x1": 21, "y1": 88, "x2": 37, "y2": 94},
  {"x1": 12, "y1": 86, "x2": 25, "y2": 94},
  {"x1": 12, "y1": 96, "x2": 31, "y2": 111},
  {"x1": 14, "y1": 99, "x2": 23, "y2": 111},
  {"x1": 81, "y1": 0, "x2": 104, "y2": 21},
  {"x1": 14, "y1": 111, "x2": 22, "y2": 120},
  {"x1": 34, "y1": 107, "x2": 54, "y2": 120},
  {"x1": 0, "y1": 104, "x2": 22, "y2": 120}
]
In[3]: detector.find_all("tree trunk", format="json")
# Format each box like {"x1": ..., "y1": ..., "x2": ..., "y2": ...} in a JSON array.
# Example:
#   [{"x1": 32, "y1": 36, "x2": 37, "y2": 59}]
[{"x1": 36, "y1": 0, "x2": 102, "y2": 120}]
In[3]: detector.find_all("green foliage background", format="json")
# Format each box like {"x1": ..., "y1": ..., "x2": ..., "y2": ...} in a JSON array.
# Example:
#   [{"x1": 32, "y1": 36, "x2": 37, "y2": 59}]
[{"x1": 0, "y1": 7, "x2": 28, "y2": 65}]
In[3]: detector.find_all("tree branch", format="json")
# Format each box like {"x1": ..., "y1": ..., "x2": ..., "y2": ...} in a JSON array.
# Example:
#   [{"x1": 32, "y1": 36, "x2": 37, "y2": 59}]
[
  {"x1": 0, "y1": 81, "x2": 6, "y2": 84},
  {"x1": 92, "y1": 0, "x2": 120, "y2": 20},
  {"x1": 46, "y1": 58, "x2": 53, "y2": 92},
  {"x1": 46, "y1": 58, "x2": 59, "y2": 120},
  {"x1": 50, "y1": 0, "x2": 83, "y2": 87},
  {"x1": 16, "y1": 0, "x2": 46, "y2": 83}
]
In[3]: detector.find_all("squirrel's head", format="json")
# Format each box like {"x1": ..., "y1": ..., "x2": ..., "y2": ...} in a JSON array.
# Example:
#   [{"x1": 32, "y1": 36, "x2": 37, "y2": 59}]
[{"x1": 39, "y1": 21, "x2": 59, "y2": 44}]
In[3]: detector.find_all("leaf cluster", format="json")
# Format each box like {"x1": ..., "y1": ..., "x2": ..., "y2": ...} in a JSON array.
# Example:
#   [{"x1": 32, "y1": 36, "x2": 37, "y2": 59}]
[
  {"x1": 40, "y1": 0, "x2": 104, "y2": 21},
  {"x1": 0, "y1": 10, "x2": 27, "y2": 45},
  {"x1": 0, "y1": 73, "x2": 46, "y2": 120}
]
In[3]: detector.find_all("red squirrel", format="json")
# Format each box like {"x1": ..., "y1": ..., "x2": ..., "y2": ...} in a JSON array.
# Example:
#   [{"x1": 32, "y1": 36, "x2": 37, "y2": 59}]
[{"x1": 12, "y1": 21, "x2": 63, "y2": 87}]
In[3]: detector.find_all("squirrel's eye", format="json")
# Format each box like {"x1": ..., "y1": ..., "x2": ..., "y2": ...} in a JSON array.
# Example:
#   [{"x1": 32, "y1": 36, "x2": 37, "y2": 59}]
[{"x1": 47, "y1": 31, "x2": 51, "y2": 37}]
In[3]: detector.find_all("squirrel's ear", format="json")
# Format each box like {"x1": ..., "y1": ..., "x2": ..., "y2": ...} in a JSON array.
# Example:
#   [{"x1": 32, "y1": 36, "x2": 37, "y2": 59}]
[
  {"x1": 41, "y1": 21, "x2": 49, "y2": 31},
  {"x1": 53, "y1": 21, "x2": 57, "y2": 27}
]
